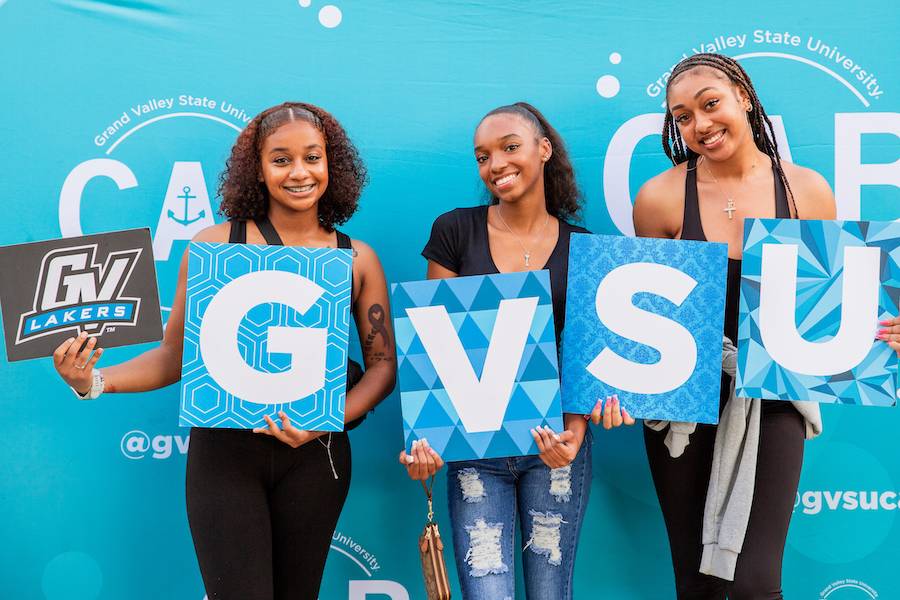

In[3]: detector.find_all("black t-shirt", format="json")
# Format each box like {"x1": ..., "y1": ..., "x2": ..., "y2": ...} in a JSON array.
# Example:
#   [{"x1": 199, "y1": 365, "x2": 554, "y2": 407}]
[{"x1": 421, "y1": 205, "x2": 590, "y2": 346}]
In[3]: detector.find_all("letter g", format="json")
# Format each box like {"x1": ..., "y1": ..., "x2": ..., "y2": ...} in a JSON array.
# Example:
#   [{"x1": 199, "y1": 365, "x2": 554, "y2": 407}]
[{"x1": 199, "y1": 271, "x2": 327, "y2": 404}]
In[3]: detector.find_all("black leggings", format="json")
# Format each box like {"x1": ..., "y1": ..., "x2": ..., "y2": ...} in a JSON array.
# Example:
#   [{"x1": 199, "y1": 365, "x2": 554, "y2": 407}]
[
  {"x1": 185, "y1": 428, "x2": 351, "y2": 600},
  {"x1": 644, "y1": 405, "x2": 805, "y2": 600}
]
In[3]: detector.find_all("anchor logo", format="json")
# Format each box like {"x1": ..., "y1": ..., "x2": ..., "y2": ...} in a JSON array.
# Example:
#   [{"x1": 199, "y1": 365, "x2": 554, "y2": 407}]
[{"x1": 168, "y1": 185, "x2": 206, "y2": 226}]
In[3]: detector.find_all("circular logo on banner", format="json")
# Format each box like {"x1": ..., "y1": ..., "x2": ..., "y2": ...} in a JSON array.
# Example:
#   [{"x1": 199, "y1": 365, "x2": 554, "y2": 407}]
[
  {"x1": 820, "y1": 579, "x2": 879, "y2": 599},
  {"x1": 58, "y1": 95, "x2": 250, "y2": 323},
  {"x1": 791, "y1": 441, "x2": 896, "y2": 563},
  {"x1": 600, "y1": 28, "x2": 895, "y2": 236}
]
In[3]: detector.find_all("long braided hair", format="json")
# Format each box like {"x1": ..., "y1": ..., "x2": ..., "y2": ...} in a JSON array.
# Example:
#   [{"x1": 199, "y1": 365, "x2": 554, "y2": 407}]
[{"x1": 661, "y1": 53, "x2": 796, "y2": 215}]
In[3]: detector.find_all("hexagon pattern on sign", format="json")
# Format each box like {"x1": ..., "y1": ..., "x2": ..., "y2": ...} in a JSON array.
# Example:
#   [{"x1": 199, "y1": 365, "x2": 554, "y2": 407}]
[{"x1": 180, "y1": 242, "x2": 352, "y2": 429}]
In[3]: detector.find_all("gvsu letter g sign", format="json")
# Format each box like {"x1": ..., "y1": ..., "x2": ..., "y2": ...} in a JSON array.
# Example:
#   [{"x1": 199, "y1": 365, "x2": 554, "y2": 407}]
[{"x1": 180, "y1": 242, "x2": 352, "y2": 430}]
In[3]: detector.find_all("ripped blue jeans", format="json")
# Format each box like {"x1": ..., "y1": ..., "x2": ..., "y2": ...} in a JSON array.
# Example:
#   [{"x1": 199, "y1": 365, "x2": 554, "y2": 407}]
[{"x1": 446, "y1": 429, "x2": 592, "y2": 600}]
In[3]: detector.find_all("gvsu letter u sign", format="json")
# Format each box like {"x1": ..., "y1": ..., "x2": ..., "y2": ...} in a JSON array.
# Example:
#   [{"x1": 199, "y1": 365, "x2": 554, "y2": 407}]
[{"x1": 179, "y1": 243, "x2": 352, "y2": 430}]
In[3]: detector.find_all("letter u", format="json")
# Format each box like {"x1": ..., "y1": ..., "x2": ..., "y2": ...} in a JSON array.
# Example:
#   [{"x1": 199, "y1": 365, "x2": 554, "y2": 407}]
[{"x1": 758, "y1": 244, "x2": 880, "y2": 376}]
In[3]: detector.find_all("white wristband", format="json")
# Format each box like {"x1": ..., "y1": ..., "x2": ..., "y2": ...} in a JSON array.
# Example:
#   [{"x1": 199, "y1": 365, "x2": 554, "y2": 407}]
[{"x1": 71, "y1": 369, "x2": 105, "y2": 400}]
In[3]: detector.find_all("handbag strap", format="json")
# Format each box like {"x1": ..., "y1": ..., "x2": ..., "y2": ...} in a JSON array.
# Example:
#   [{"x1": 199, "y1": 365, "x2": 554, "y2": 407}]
[{"x1": 420, "y1": 476, "x2": 435, "y2": 523}]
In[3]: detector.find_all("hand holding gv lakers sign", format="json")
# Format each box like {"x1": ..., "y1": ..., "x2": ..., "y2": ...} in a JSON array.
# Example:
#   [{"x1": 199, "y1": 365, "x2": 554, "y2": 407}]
[{"x1": 179, "y1": 242, "x2": 353, "y2": 430}]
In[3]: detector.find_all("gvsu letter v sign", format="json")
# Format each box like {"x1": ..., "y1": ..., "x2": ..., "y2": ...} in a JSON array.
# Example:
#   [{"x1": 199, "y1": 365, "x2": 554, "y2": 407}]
[
  {"x1": 561, "y1": 234, "x2": 728, "y2": 424},
  {"x1": 393, "y1": 272, "x2": 563, "y2": 462},
  {"x1": 180, "y1": 242, "x2": 352, "y2": 429}
]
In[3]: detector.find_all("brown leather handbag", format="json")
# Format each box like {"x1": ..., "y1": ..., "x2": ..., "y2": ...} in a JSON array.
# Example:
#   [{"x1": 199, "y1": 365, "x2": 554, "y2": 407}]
[{"x1": 418, "y1": 477, "x2": 451, "y2": 600}]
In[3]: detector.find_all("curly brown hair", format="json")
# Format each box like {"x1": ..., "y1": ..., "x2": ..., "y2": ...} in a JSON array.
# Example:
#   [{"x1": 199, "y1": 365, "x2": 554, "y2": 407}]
[
  {"x1": 480, "y1": 102, "x2": 583, "y2": 222},
  {"x1": 217, "y1": 101, "x2": 367, "y2": 230}
]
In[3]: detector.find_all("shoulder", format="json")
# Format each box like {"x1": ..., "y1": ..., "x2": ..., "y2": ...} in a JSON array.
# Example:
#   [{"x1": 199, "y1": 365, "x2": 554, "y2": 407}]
[
  {"x1": 634, "y1": 163, "x2": 685, "y2": 209},
  {"x1": 561, "y1": 220, "x2": 591, "y2": 235},
  {"x1": 190, "y1": 221, "x2": 231, "y2": 243},
  {"x1": 432, "y1": 205, "x2": 485, "y2": 229},
  {"x1": 781, "y1": 160, "x2": 836, "y2": 219},
  {"x1": 633, "y1": 163, "x2": 686, "y2": 237}
]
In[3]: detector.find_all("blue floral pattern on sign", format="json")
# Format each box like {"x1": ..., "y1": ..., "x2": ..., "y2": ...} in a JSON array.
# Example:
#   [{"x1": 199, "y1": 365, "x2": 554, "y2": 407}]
[
  {"x1": 736, "y1": 219, "x2": 900, "y2": 405},
  {"x1": 392, "y1": 271, "x2": 563, "y2": 462},
  {"x1": 180, "y1": 242, "x2": 352, "y2": 429},
  {"x1": 561, "y1": 233, "x2": 728, "y2": 424}
]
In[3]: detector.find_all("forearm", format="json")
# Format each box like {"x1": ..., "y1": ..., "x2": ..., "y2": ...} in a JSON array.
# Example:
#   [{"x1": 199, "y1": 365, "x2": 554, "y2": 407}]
[
  {"x1": 564, "y1": 412, "x2": 588, "y2": 445},
  {"x1": 100, "y1": 343, "x2": 183, "y2": 393},
  {"x1": 343, "y1": 360, "x2": 395, "y2": 423}
]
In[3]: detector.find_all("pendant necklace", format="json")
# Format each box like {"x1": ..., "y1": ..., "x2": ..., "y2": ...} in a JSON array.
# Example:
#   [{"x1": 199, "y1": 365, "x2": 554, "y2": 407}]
[
  {"x1": 495, "y1": 205, "x2": 550, "y2": 267},
  {"x1": 699, "y1": 155, "x2": 757, "y2": 220}
]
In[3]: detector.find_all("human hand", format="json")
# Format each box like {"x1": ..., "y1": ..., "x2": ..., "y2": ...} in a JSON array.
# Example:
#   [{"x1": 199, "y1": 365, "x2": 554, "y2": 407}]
[
  {"x1": 398, "y1": 438, "x2": 444, "y2": 480},
  {"x1": 532, "y1": 425, "x2": 579, "y2": 469},
  {"x1": 590, "y1": 394, "x2": 635, "y2": 429},
  {"x1": 877, "y1": 317, "x2": 900, "y2": 356},
  {"x1": 53, "y1": 332, "x2": 104, "y2": 395},
  {"x1": 253, "y1": 411, "x2": 324, "y2": 448}
]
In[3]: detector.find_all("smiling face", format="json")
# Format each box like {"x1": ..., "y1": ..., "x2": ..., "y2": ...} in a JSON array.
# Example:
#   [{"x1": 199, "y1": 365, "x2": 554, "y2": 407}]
[
  {"x1": 259, "y1": 119, "x2": 329, "y2": 215},
  {"x1": 667, "y1": 67, "x2": 753, "y2": 161},
  {"x1": 473, "y1": 113, "x2": 551, "y2": 204}
]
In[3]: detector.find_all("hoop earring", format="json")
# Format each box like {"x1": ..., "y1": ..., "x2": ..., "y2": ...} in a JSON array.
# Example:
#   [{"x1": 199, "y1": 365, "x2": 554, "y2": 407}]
[{"x1": 746, "y1": 102, "x2": 753, "y2": 112}]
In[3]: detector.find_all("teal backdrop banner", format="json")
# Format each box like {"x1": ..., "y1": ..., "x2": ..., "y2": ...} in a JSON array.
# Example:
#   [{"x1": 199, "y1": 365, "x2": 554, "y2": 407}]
[{"x1": 1, "y1": 1, "x2": 898, "y2": 599}]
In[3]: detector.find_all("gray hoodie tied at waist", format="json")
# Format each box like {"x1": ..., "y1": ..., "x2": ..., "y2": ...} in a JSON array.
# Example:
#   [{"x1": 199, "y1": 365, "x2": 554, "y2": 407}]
[{"x1": 644, "y1": 336, "x2": 822, "y2": 581}]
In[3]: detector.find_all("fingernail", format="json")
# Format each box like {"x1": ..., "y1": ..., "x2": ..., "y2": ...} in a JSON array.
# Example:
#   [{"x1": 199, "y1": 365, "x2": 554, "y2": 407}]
[
  {"x1": 877, "y1": 333, "x2": 888, "y2": 340},
  {"x1": 530, "y1": 428, "x2": 537, "y2": 436},
  {"x1": 406, "y1": 454, "x2": 415, "y2": 464},
  {"x1": 421, "y1": 437, "x2": 428, "y2": 445},
  {"x1": 878, "y1": 329, "x2": 889, "y2": 335},
  {"x1": 553, "y1": 434, "x2": 561, "y2": 441},
  {"x1": 880, "y1": 319, "x2": 892, "y2": 325},
  {"x1": 412, "y1": 440, "x2": 418, "y2": 449}
]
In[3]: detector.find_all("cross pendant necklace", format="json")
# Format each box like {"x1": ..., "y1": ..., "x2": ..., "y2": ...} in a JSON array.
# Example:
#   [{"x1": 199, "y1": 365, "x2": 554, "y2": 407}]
[
  {"x1": 496, "y1": 205, "x2": 550, "y2": 267},
  {"x1": 700, "y1": 155, "x2": 755, "y2": 221},
  {"x1": 724, "y1": 198, "x2": 736, "y2": 220}
]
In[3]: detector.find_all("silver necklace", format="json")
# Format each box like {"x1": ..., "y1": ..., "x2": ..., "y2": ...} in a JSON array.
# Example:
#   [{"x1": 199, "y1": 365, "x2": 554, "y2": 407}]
[
  {"x1": 698, "y1": 155, "x2": 756, "y2": 221},
  {"x1": 495, "y1": 204, "x2": 551, "y2": 267}
]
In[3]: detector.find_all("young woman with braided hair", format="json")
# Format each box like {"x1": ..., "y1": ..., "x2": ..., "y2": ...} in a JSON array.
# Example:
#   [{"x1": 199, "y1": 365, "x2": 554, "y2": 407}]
[
  {"x1": 634, "y1": 54, "x2": 835, "y2": 598},
  {"x1": 53, "y1": 102, "x2": 396, "y2": 600}
]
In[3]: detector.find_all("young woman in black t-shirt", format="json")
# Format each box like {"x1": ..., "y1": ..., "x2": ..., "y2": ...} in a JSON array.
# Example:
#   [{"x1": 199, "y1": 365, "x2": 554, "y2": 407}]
[{"x1": 399, "y1": 102, "x2": 633, "y2": 599}]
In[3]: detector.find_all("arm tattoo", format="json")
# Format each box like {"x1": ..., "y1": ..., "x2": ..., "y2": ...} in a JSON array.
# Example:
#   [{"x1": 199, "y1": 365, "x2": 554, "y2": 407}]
[{"x1": 363, "y1": 303, "x2": 393, "y2": 362}]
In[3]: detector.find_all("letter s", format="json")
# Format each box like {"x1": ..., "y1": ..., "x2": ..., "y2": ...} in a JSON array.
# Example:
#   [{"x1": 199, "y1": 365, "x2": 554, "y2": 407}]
[
  {"x1": 199, "y1": 270, "x2": 327, "y2": 404},
  {"x1": 587, "y1": 262, "x2": 698, "y2": 394}
]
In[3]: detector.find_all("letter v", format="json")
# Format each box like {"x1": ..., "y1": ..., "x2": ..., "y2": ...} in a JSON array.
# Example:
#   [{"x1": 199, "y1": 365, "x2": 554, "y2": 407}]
[{"x1": 405, "y1": 297, "x2": 538, "y2": 433}]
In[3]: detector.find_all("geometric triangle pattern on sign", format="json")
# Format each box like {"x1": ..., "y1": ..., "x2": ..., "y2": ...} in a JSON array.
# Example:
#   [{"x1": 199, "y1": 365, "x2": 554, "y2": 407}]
[
  {"x1": 735, "y1": 219, "x2": 900, "y2": 406},
  {"x1": 392, "y1": 271, "x2": 563, "y2": 461}
]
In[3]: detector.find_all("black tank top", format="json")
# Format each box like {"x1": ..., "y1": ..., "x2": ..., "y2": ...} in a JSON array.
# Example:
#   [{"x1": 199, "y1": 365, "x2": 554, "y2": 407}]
[
  {"x1": 229, "y1": 216, "x2": 367, "y2": 430},
  {"x1": 680, "y1": 157, "x2": 792, "y2": 410}
]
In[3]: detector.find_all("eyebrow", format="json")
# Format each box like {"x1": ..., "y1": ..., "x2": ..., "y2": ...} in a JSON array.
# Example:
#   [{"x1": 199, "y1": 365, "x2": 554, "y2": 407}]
[
  {"x1": 669, "y1": 86, "x2": 720, "y2": 112},
  {"x1": 474, "y1": 133, "x2": 522, "y2": 152},
  {"x1": 267, "y1": 144, "x2": 323, "y2": 153}
]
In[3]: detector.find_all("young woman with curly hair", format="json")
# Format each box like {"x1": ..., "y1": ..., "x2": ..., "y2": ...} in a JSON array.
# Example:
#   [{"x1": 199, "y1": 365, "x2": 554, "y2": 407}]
[
  {"x1": 634, "y1": 54, "x2": 835, "y2": 599},
  {"x1": 398, "y1": 102, "x2": 633, "y2": 599},
  {"x1": 53, "y1": 102, "x2": 396, "y2": 600}
]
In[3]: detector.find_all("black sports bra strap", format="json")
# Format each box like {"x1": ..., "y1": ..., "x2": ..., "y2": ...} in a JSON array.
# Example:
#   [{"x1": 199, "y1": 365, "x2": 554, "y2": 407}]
[
  {"x1": 228, "y1": 219, "x2": 246, "y2": 244},
  {"x1": 681, "y1": 156, "x2": 705, "y2": 241},
  {"x1": 335, "y1": 230, "x2": 352, "y2": 250},
  {"x1": 254, "y1": 215, "x2": 284, "y2": 246}
]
